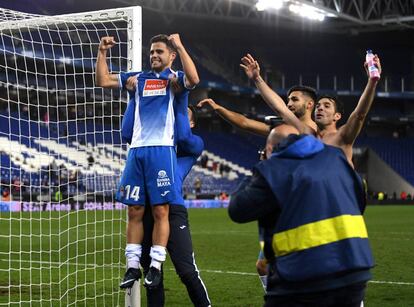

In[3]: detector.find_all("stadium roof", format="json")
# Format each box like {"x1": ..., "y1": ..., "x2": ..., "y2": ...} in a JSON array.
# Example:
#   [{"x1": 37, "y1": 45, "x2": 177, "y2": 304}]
[
  {"x1": 129, "y1": 0, "x2": 414, "y2": 33},
  {"x1": 1, "y1": 0, "x2": 414, "y2": 34}
]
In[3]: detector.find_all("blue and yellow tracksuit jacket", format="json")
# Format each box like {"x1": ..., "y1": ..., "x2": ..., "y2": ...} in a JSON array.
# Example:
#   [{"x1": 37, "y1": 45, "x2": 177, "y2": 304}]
[{"x1": 254, "y1": 135, "x2": 374, "y2": 294}]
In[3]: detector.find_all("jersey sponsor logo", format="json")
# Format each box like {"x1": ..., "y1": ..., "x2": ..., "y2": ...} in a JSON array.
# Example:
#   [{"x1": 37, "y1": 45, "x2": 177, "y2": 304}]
[
  {"x1": 157, "y1": 169, "x2": 171, "y2": 187},
  {"x1": 143, "y1": 79, "x2": 168, "y2": 97}
]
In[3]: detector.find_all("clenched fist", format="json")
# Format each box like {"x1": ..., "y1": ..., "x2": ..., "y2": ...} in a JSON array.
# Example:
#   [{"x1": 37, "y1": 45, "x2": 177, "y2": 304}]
[{"x1": 99, "y1": 36, "x2": 116, "y2": 51}]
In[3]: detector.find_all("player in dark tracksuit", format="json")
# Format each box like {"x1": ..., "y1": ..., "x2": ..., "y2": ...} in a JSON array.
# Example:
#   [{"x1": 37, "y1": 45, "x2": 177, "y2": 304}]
[{"x1": 140, "y1": 91, "x2": 211, "y2": 307}]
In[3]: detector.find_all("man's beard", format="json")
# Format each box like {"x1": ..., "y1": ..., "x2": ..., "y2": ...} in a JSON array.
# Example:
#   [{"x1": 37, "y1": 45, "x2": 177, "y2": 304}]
[{"x1": 294, "y1": 104, "x2": 306, "y2": 119}]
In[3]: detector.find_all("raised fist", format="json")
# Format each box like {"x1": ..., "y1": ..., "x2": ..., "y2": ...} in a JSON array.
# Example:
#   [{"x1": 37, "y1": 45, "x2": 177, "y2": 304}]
[{"x1": 99, "y1": 36, "x2": 116, "y2": 51}]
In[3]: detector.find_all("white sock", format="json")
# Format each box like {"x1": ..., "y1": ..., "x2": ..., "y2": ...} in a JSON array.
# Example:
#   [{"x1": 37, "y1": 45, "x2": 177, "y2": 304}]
[
  {"x1": 125, "y1": 243, "x2": 142, "y2": 269},
  {"x1": 149, "y1": 245, "x2": 166, "y2": 270},
  {"x1": 150, "y1": 259, "x2": 162, "y2": 270}
]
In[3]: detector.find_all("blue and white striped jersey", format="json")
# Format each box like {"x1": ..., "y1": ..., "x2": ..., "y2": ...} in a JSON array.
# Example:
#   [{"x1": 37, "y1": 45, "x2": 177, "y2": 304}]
[{"x1": 119, "y1": 68, "x2": 187, "y2": 148}]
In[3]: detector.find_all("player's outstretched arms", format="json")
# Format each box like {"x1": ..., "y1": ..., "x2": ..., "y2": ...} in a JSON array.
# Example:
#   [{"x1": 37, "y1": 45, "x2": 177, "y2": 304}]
[
  {"x1": 240, "y1": 54, "x2": 312, "y2": 134},
  {"x1": 198, "y1": 98, "x2": 270, "y2": 136},
  {"x1": 96, "y1": 36, "x2": 120, "y2": 88},
  {"x1": 168, "y1": 33, "x2": 200, "y2": 88},
  {"x1": 339, "y1": 55, "x2": 381, "y2": 145}
]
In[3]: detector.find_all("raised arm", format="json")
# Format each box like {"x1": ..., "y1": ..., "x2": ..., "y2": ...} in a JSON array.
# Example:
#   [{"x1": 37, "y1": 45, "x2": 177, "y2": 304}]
[
  {"x1": 95, "y1": 36, "x2": 120, "y2": 88},
  {"x1": 168, "y1": 34, "x2": 200, "y2": 88},
  {"x1": 198, "y1": 98, "x2": 270, "y2": 136},
  {"x1": 339, "y1": 55, "x2": 381, "y2": 145},
  {"x1": 240, "y1": 54, "x2": 312, "y2": 134}
]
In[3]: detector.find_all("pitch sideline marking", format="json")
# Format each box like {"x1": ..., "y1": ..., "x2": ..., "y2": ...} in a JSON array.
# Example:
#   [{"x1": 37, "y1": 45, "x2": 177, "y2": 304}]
[
  {"x1": 196, "y1": 268, "x2": 414, "y2": 286},
  {"x1": 1, "y1": 258, "x2": 413, "y2": 286}
]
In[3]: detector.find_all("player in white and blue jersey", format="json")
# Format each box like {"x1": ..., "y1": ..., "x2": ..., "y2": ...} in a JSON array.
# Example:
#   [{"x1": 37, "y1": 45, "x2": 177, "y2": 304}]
[{"x1": 96, "y1": 33, "x2": 199, "y2": 289}]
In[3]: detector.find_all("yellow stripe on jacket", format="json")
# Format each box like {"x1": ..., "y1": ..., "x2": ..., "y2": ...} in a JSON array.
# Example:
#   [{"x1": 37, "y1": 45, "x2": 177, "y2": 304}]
[{"x1": 273, "y1": 215, "x2": 368, "y2": 257}]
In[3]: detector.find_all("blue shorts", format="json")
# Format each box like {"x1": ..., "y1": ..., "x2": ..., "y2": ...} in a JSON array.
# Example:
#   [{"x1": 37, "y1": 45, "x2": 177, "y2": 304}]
[{"x1": 116, "y1": 146, "x2": 178, "y2": 206}]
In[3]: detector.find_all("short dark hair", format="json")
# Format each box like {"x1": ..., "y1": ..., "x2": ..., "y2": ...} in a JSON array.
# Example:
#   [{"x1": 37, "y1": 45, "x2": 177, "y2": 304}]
[
  {"x1": 318, "y1": 94, "x2": 344, "y2": 116},
  {"x1": 150, "y1": 34, "x2": 177, "y2": 52},
  {"x1": 287, "y1": 85, "x2": 317, "y2": 103},
  {"x1": 188, "y1": 104, "x2": 198, "y2": 127}
]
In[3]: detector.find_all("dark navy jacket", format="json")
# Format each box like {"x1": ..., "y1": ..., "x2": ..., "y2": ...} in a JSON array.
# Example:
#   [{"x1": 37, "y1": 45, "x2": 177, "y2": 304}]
[{"x1": 229, "y1": 135, "x2": 374, "y2": 295}]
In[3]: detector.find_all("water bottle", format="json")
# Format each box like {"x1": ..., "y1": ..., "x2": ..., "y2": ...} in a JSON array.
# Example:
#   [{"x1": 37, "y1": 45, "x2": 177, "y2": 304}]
[{"x1": 366, "y1": 50, "x2": 380, "y2": 81}]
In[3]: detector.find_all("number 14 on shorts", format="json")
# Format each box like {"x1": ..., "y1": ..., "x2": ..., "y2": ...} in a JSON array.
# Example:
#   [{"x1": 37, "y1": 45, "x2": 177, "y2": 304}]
[{"x1": 124, "y1": 185, "x2": 140, "y2": 201}]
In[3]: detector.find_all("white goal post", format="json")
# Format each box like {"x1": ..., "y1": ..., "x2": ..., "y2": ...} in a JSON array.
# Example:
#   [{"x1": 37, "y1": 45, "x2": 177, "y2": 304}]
[{"x1": 0, "y1": 6, "x2": 141, "y2": 306}]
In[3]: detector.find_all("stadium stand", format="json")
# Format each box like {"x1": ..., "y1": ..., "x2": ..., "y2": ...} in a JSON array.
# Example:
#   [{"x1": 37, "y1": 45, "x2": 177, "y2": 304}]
[
  {"x1": 0, "y1": 109, "x2": 251, "y2": 199},
  {"x1": 356, "y1": 137, "x2": 414, "y2": 186}
]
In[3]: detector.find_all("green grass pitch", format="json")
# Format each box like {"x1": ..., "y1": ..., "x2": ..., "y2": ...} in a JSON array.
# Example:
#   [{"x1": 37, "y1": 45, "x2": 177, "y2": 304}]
[{"x1": 0, "y1": 205, "x2": 413, "y2": 306}]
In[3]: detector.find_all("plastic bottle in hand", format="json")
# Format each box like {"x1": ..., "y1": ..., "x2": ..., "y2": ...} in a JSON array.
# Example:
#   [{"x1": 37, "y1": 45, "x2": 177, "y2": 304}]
[{"x1": 366, "y1": 50, "x2": 380, "y2": 81}]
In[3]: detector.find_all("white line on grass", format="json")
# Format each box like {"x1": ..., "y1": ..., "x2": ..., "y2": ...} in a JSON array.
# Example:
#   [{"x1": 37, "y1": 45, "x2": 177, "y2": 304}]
[
  {"x1": 368, "y1": 280, "x2": 414, "y2": 286},
  {"x1": 190, "y1": 230, "x2": 255, "y2": 235},
  {"x1": 1, "y1": 258, "x2": 413, "y2": 286},
  {"x1": 194, "y1": 268, "x2": 414, "y2": 286},
  {"x1": 195, "y1": 268, "x2": 256, "y2": 276},
  {"x1": 369, "y1": 231, "x2": 414, "y2": 236},
  {"x1": 369, "y1": 237, "x2": 413, "y2": 241}
]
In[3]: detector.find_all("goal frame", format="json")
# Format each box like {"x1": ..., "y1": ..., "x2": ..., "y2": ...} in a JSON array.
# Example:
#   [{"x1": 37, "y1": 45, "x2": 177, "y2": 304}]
[{"x1": 0, "y1": 5, "x2": 142, "y2": 306}]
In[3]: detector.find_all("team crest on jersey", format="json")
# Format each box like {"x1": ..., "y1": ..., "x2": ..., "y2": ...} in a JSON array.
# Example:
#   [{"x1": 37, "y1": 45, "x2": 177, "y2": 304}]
[
  {"x1": 158, "y1": 170, "x2": 167, "y2": 178},
  {"x1": 157, "y1": 170, "x2": 171, "y2": 187},
  {"x1": 143, "y1": 79, "x2": 168, "y2": 97}
]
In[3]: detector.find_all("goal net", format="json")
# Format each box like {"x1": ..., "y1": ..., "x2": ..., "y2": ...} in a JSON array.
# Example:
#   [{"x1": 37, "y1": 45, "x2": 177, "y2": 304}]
[{"x1": 0, "y1": 6, "x2": 141, "y2": 306}]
